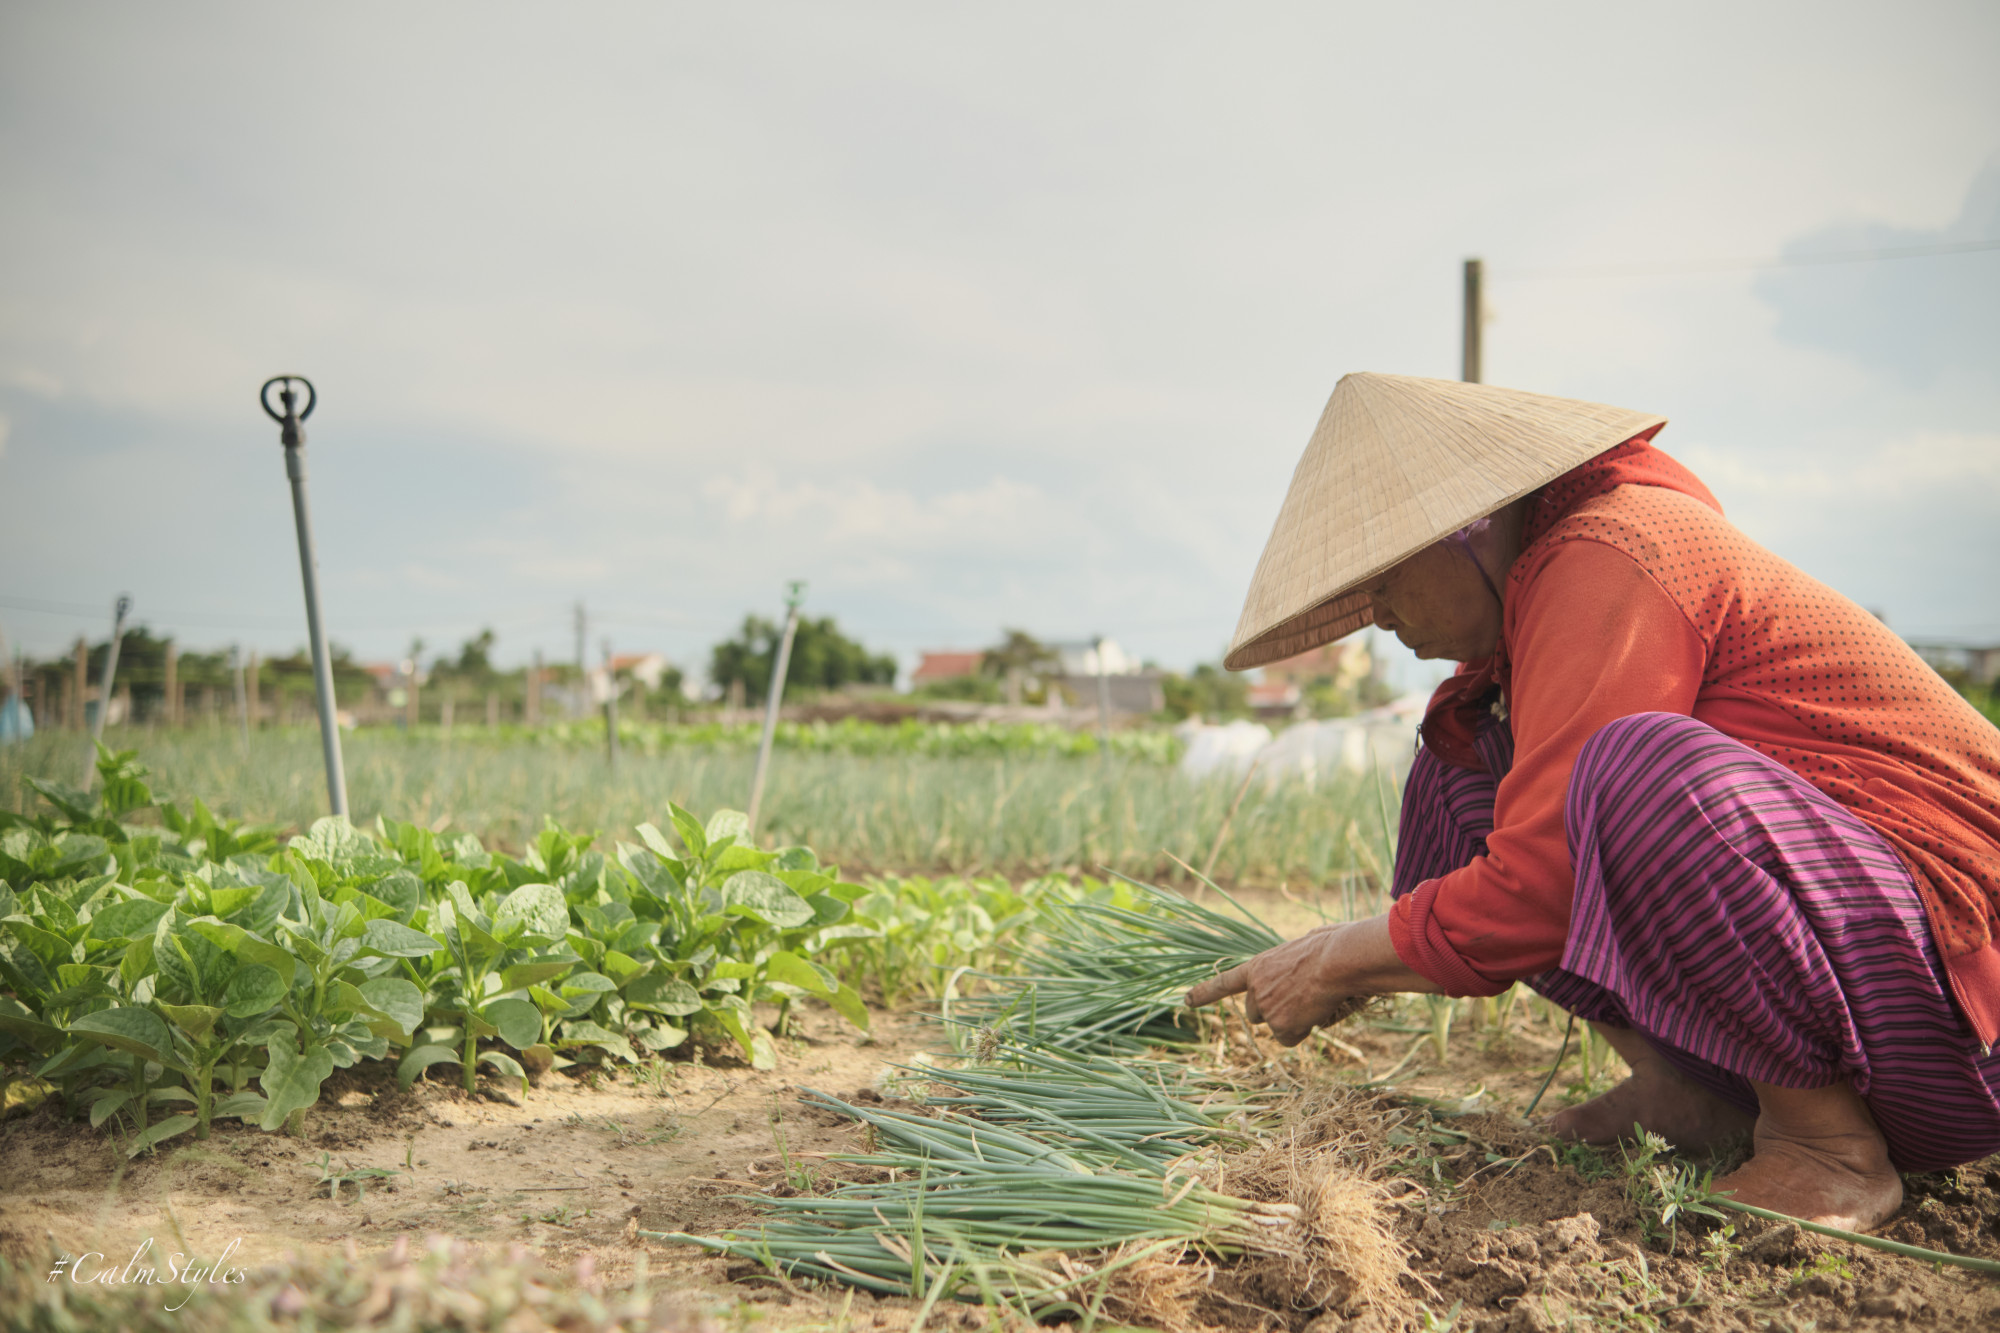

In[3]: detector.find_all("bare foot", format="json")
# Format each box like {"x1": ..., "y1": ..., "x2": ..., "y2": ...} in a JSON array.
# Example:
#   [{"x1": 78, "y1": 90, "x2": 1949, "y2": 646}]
[
  {"x1": 1545, "y1": 1024, "x2": 1754, "y2": 1152},
  {"x1": 1710, "y1": 1079, "x2": 1902, "y2": 1231}
]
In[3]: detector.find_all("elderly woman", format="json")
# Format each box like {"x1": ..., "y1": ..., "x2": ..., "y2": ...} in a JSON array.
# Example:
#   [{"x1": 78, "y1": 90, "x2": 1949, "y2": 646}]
[{"x1": 1187, "y1": 373, "x2": 2000, "y2": 1231}]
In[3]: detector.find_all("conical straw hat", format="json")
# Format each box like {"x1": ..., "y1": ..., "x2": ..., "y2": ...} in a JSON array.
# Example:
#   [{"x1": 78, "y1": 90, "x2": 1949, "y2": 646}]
[{"x1": 1223, "y1": 373, "x2": 1665, "y2": 670}]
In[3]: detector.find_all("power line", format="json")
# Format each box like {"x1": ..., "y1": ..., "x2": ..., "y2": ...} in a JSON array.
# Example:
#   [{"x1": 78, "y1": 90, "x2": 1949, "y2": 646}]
[{"x1": 1500, "y1": 236, "x2": 2000, "y2": 282}]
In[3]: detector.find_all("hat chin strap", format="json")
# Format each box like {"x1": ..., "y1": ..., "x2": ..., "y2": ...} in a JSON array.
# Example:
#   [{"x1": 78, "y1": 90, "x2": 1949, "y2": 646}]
[{"x1": 1444, "y1": 529, "x2": 1505, "y2": 610}]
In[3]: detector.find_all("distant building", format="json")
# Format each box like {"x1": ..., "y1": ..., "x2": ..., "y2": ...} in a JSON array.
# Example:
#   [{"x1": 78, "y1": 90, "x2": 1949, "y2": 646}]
[
  {"x1": 1909, "y1": 641, "x2": 2000, "y2": 687},
  {"x1": 1048, "y1": 638, "x2": 1139, "y2": 677},
  {"x1": 610, "y1": 652, "x2": 672, "y2": 691},
  {"x1": 1249, "y1": 639, "x2": 1373, "y2": 720},
  {"x1": 912, "y1": 650, "x2": 984, "y2": 685}
]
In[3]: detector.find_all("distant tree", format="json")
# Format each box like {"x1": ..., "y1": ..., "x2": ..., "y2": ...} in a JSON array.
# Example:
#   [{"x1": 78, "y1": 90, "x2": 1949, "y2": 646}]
[
  {"x1": 1161, "y1": 663, "x2": 1250, "y2": 722},
  {"x1": 980, "y1": 629, "x2": 1060, "y2": 680},
  {"x1": 710, "y1": 615, "x2": 896, "y2": 704},
  {"x1": 436, "y1": 628, "x2": 500, "y2": 687}
]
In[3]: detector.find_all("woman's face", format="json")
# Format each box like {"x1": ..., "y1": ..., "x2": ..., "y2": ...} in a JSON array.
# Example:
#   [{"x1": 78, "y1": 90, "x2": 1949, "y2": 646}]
[{"x1": 1362, "y1": 541, "x2": 1505, "y2": 662}]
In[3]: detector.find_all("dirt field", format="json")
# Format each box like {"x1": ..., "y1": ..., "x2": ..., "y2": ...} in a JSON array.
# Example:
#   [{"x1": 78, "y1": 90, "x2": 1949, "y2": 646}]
[{"x1": 4, "y1": 890, "x2": 1998, "y2": 1330}]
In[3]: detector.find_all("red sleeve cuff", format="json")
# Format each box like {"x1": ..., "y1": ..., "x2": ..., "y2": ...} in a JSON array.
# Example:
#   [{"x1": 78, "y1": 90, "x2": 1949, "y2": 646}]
[{"x1": 1388, "y1": 879, "x2": 1512, "y2": 998}]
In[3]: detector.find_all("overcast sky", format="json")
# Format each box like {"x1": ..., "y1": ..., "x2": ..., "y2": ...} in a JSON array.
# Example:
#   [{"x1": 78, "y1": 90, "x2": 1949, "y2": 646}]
[{"x1": 2, "y1": 2, "x2": 1995, "y2": 691}]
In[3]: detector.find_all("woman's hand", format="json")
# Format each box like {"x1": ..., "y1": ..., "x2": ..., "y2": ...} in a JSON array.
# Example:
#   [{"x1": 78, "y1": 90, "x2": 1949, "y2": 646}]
[{"x1": 1184, "y1": 914, "x2": 1440, "y2": 1046}]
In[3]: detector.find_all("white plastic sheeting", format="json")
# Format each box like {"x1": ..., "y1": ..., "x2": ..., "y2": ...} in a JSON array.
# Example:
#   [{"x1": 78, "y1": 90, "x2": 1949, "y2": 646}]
[
  {"x1": 1174, "y1": 718, "x2": 1273, "y2": 780},
  {"x1": 1177, "y1": 693, "x2": 1428, "y2": 789}
]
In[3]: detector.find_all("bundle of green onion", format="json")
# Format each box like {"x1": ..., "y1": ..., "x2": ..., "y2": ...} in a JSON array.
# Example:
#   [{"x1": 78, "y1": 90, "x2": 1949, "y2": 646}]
[
  {"x1": 895, "y1": 1042, "x2": 1249, "y2": 1165},
  {"x1": 950, "y1": 879, "x2": 1283, "y2": 1054},
  {"x1": 651, "y1": 1074, "x2": 1298, "y2": 1300}
]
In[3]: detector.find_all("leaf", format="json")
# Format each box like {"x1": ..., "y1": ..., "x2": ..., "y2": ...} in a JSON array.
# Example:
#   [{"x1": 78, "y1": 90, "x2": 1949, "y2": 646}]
[
  {"x1": 705, "y1": 998, "x2": 774, "y2": 1068},
  {"x1": 484, "y1": 997, "x2": 543, "y2": 1050},
  {"x1": 212, "y1": 1091, "x2": 269, "y2": 1122},
  {"x1": 83, "y1": 898, "x2": 170, "y2": 944},
  {"x1": 5, "y1": 919, "x2": 74, "y2": 967},
  {"x1": 187, "y1": 918, "x2": 297, "y2": 987},
  {"x1": 635, "y1": 822, "x2": 679, "y2": 862},
  {"x1": 719, "y1": 872, "x2": 815, "y2": 929},
  {"x1": 636, "y1": 1023, "x2": 687, "y2": 1050},
  {"x1": 666, "y1": 804, "x2": 707, "y2": 859},
  {"x1": 713, "y1": 843, "x2": 774, "y2": 876},
  {"x1": 600, "y1": 950, "x2": 646, "y2": 986},
  {"x1": 259, "y1": 1034, "x2": 335, "y2": 1131},
  {"x1": 493, "y1": 883, "x2": 568, "y2": 946},
  {"x1": 286, "y1": 816, "x2": 374, "y2": 868},
  {"x1": 704, "y1": 809, "x2": 750, "y2": 847},
  {"x1": 0, "y1": 996, "x2": 63, "y2": 1048},
  {"x1": 89, "y1": 1089, "x2": 133, "y2": 1129},
  {"x1": 222, "y1": 964, "x2": 287, "y2": 1020},
  {"x1": 127, "y1": 1114, "x2": 196, "y2": 1158},
  {"x1": 397, "y1": 1044, "x2": 460, "y2": 1090},
  {"x1": 499, "y1": 958, "x2": 577, "y2": 989},
  {"x1": 157, "y1": 1002, "x2": 224, "y2": 1043},
  {"x1": 357, "y1": 977, "x2": 424, "y2": 1038},
  {"x1": 623, "y1": 974, "x2": 702, "y2": 1017},
  {"x1": 357, "y1": 919, "x2": 442, "y2": 959},
  {"x1": 557, "y1": 1020, "x2": 637, "y2": 1064},
  {"x1": 762, "y1": 950, "x2": 837, "y2": 997},
  {"x1": 477, "y1": 1049, "x2": 527, "y2": 1094},
  {"x1": 558, "y1": 971, "x2": 617, "y2": 1000},
  {"x1": 823, "y1": 980, "x2": 871, "y2": 1032},
  {"x1": 70, "y1": 1006, "x2": 174, "y2": 1067}
]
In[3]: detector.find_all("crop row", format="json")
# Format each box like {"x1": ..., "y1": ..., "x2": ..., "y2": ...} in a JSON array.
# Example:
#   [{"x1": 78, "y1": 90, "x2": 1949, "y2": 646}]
[
  {"x1": 0, "y1": 746, "x2": 1127, "y2": 1158},
  {"x1": 434, "y1": 716, "x2": 1186, "y2": 764}
]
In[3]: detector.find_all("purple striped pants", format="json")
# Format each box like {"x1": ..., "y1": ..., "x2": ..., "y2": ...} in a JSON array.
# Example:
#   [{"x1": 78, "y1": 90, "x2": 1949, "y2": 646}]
[{"x1": 1393, "y1": 710, "x2": 2000, "y2": 1172}]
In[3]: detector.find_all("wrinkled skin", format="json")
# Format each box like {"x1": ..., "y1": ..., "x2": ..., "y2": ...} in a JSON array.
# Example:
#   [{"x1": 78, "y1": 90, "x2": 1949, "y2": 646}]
[{"x1": 1188, "y1": 494, "x2": 1904, "y2": 1228}]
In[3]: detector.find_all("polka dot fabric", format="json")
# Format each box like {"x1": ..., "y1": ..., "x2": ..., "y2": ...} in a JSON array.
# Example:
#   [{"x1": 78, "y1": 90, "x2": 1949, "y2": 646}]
[{"x1": 1515, "y1": 441, "x2": 2000, "y2": 974}]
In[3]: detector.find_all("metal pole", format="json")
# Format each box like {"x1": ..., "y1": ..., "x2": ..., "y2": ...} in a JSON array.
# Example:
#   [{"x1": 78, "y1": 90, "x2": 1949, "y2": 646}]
[
  {"x1": 231, "y1": 645, "x2": 250, "y2": 755},
  {"x1": 261, "y1": 375, "x2": 349, "y2": 818},
  {"x1": 84, "y1": 594, "x2": 132, "y2": 784},
  {"x1": 1462, "y1": 257, "x2": 1484, "y2": 384},
  {"x1": 746, "y1": 581, "x2": 805, "y2": 836},
  {"x1": 1093, "y1": 635, "x2": 1112, "y2": 756},
  {"x1": 601, "y1": 637, "x2": 620, "y2": 769}
]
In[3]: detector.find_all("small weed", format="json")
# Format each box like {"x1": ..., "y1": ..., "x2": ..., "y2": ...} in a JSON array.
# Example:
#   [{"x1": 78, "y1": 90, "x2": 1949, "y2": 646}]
[
  {"x1": 769, "y1": 1100, "x2": 816, "y2": 1192},
  {"x1": 1619, "y1": 1127, "x2": 1724, "y2": 1250},
  {"x1": 1698, "y1": 1223, "x2": 1740, "y2": 1272},
  {"x1": 306, "y1": 1152, "x2": 402, "y2": 1202},
  {"x1": 1790, "y1": 1251, "x2": 1854, "y2": 1287},
  {"x1": 1414, "y1": 1299, "x2": 1464, "y2": 1331},
  {"x1": 1556, "y1": 1140, "x2": 1614, "y2": 1182},
  {"x1": 526, "y1": 1203, "x2": 592, "y2": 1227},
  {"x1": 634, "y1": 1057, "x2": 677, "y2": 1098}
]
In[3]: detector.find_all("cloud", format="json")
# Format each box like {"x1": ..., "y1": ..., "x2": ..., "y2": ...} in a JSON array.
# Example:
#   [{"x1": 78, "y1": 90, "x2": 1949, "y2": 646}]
[{"x1": 1753, "y1": 156, "x2": 2000, "y2": 384}]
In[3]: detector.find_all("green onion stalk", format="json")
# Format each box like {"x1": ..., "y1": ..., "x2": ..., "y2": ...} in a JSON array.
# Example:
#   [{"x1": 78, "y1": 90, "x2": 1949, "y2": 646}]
[
  {"x1": 647, "y1": 1087, "x2": 1299, "y2": 1301},
  {"x1": 893, "y1": 1041, "x2": 1255, "y2": 1164},
  {"x1": 950, "y1": 879, "x2": 1282, "y2": 1054}
]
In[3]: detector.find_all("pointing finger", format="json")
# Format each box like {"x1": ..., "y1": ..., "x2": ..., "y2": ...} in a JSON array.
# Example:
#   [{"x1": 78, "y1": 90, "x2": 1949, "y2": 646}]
[{"x1": 1185, "y1": 964, "x2": 1250, "y2": 1009}]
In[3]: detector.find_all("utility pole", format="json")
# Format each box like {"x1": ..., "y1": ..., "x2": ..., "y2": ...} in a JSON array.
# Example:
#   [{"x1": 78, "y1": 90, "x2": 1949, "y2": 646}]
[
  {"x1": 1093, "y1": 635, "x2": 1112, "y2": 756},
  {"x1": 231, "y1": 646, "x2": 250, "y2": 755},
  {"x1": 527, "y1": 649, "x2": 543, "y2": 725},
  {"x1": 746, "y1": 581, "x2": 806, "y2": 837},
  {"x1": 1462, "y1": 257, "x2": 1484, "y2": 384},
  {"x1": 601, "y1": 638, "x2": 619, "y2": 768},
  {"x1": 70, "y1": 638, "x2": 86, "y2": 730},
  {"x1": 573, "y1": 602, "x2": 586, "y2": 684},
  {"x1": 164, "y1": 641, "x2": 180, "y2": 727}
]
